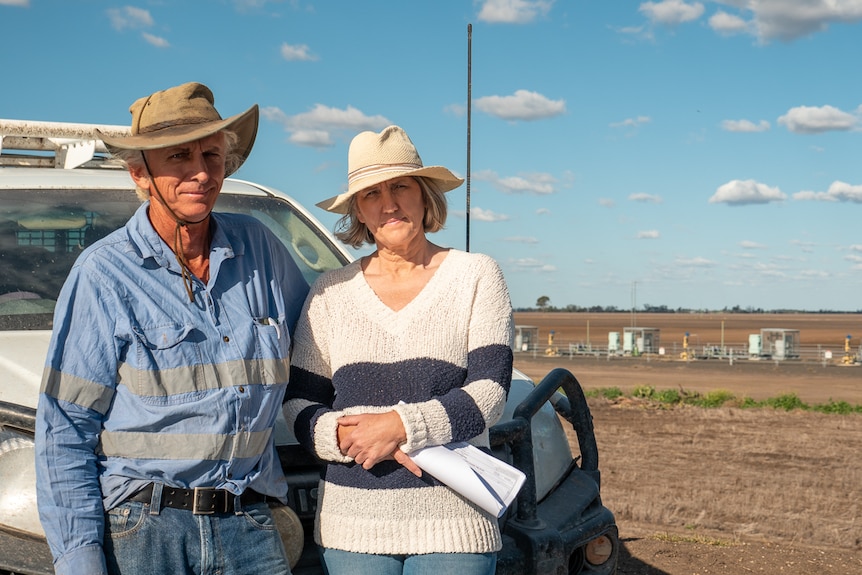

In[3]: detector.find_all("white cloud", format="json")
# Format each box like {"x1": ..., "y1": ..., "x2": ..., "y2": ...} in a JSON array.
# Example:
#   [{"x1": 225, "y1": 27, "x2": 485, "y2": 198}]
[
  {"x1": 748, "y1": 0, "x2": 862, "y2": 41},
  {"x1": 793, "y1": 181, "x2": 862, "y2": 203},
  {"x1": 610, "y1": 116, "x2": 651, "y2": 129},
  {"x1": 709, "y1": 10, "x2": 750, "y2": 35},
  {"x1": 722, "y1": 119, "x2": 770, "y2": 132},
  {"x1": 476, "y1": 0, "x2": 554, "y2": 24},
  {"x1": 449, "y1": 210, "x2": 468, "y2": 220},
  {"x1": 503, "y1": 236, "x2": 539, "y2": 244},
  {"x1": 637, "y1": 230, "x2": 661, "y2": 239},
  {"x1": 232, "y1": 0, "x2": 271, "y2": 9},
  {"x1": 509, "y1": 257, "x2": 556, "y2": 272},
  {"x1": 798, "y1": 269, "x2": 830, "y2": 279},
  {"x1": 778, "y1": 105, "x2": 858, "y2": 134},
  {"x1": 628, "y1": 192, "x2": 663, "y2": 203},
  {"x1": 536, "y1": 208, "x2": 551, "y2": 215},
  {"x1": 281, "y1": 42, "x2": 318, "y2": 62},
  {"x1": 675, "y1": 256, "x2": 716, "y2": 267},
  {"x1": 791, "y1": 190, "x2": 834, "y2": 202},
  {"x1": 639, "y1": 0, "x2": 704, "y2": 25},
  {"x1": 473, "y1": 169, "x2": 557, "y2": 195},
  {"x1": 142, "y1": 33, "x2": 169, "y2": 48},
  {"x1": 106, "y1": 7, "x2": 166, "y2": 47},
  {"x1": 470, "y1": 207, "x2": 510, "y2": 222},
  {"x1": 849, "y1": 244, "x2": 862, "y2": 252},
  {"x1": 288, "y1": 130, "x2": 333, "y2": 147},
  {"x1": 445, "y1": 103, "x2": 466, "y2": 117},
  {"x1": 598, "y1": 198, "x2": 616, "y2": 208},
  {"x1": 107, "y1": 6, "x2": 153, "y2": 30},
  {"x1": 261, "y1": 104, "x2": 391, "y2": 148},
  {"x1": 751, "y1": 261, "x2": 787, "y2": 278},
  {"x1": 615, "y1": 24, "x2": 654, "y2": 41},
  {"x1": 791, "y1": 190, "x2": 827, "y2": 201},
  {"x1": 709, "y1": 179, "x2": 787, "y2": 205},
  {"x1": 474, "y1": 90, "x2": 566, "y2": 121},
  {"x1": 790, "y1": 239, "x2": 816, "y2": 253},
  {"x1": 739, "y1": 240, "x2": 767, "y2": 249},
  {"x1": 0, "y1": 0, "x2": 29, "y2": 6},
  {"x1": 704, "y1": 1, "x2": 862, "y2": 42}
]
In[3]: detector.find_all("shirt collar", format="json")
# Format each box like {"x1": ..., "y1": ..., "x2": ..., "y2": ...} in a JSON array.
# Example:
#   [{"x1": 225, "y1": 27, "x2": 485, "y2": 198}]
[{"x1": 126, "y1": 201, "x2": 243, "y2": 271}]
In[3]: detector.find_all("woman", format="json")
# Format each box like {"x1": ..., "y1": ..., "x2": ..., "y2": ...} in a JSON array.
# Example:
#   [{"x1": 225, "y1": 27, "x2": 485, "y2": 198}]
[{"x1": 284, "y1": 125, "x2": 514, "y2": 575}]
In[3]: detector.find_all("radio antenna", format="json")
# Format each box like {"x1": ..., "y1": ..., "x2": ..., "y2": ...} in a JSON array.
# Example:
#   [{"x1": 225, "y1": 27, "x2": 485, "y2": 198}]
[{"x1": 466, "y1": 23, "x2": 472, "y2": 252}]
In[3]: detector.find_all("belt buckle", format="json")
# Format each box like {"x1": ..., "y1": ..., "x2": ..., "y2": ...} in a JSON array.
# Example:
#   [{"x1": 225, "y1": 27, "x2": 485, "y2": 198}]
[{"x1": 192, "y1": 486, "x2": 218, "y2": 515}]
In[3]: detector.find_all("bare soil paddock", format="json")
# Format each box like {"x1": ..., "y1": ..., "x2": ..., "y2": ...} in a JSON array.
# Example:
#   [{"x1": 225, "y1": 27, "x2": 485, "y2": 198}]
[{"x1": 513, "y1": 313, "x2": 862, "y2": 575}]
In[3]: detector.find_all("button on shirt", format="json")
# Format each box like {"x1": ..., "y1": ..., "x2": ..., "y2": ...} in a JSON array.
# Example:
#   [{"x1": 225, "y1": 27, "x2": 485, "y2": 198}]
[{"x1": 35, "y1": 202, "x2": 309, "y2": 575}]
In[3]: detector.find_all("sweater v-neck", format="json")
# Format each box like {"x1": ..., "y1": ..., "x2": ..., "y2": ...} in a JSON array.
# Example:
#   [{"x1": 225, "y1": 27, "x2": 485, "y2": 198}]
[{"x1": 357, "y1": 249, "x2": 454, "y2": 317}]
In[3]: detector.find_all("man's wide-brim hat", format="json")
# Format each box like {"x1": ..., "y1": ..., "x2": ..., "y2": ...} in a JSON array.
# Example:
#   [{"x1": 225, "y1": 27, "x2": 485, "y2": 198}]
[
  {"x1": 96, "y1": 82, "x2": 258, "y2": 177},
  {"x1": 317, "y1": 125, "x2": 463, "y2": 214}
]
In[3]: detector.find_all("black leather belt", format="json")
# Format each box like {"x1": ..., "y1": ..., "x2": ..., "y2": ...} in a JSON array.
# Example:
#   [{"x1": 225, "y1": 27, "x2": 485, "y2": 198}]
[{"x1": 127, "y1": 483, "x2": 269, "y2": 515}]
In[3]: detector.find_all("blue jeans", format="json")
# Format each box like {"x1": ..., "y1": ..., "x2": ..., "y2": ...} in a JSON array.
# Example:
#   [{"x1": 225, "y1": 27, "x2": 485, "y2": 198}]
[
  {"x1": 103, "y1": 487, "x2": 291, "y2": 575},
  {"x1": 320, "y1": 547, "x2": 496, "y2": 575}
]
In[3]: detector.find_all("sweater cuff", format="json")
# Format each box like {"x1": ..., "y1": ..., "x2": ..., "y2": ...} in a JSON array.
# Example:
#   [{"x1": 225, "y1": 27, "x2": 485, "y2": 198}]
[
  {"x1": 393, "y1": 402, "x2": 429, "y2": 454},
  {"x1": 313, "y1": 411, "x2": 354, "y2": 463}
]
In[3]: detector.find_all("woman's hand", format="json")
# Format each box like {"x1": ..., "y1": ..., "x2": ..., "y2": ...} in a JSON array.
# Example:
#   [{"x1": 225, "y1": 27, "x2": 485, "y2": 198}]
[{"x1": 337, "y1": 411, "x2": 422, "y2": 476}]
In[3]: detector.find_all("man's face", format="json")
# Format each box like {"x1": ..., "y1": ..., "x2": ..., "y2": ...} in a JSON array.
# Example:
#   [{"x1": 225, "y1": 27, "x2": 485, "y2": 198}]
[{"x1": 132, "y1": 132, "x2": 227, "y2": 225}]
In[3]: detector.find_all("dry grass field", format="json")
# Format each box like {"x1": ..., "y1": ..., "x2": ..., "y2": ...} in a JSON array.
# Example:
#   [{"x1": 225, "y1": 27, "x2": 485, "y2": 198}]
[{"x1": 513, "y1": 313, "x2": 862, "y2": 574}]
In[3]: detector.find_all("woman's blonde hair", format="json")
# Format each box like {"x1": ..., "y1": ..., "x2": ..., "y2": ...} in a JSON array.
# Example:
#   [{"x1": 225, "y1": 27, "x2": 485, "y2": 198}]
[
  {"x1": 111, "y1": 130, "x2": 242, "y2": 201},
  {"x1": 334, "y1": 176, "x2": 449, "y2": 248}
]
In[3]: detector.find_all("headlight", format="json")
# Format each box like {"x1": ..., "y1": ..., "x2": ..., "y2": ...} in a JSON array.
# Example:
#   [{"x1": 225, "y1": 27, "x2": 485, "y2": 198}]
[
  {"x1": 0, "y1": 429, "x2": 43, "y2": 538},
  {"x1": 585, "y1": 534, "x2": 614, "y2": 566}
]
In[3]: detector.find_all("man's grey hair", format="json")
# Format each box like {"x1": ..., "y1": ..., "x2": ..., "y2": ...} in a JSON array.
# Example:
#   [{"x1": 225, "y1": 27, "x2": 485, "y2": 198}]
[{"x1": 111, "y1": 130, "x2": 242, "y2": 201}]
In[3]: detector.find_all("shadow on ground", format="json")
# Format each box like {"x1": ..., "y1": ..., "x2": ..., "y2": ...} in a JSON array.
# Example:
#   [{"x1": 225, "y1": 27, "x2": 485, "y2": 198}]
[{"x1": 616, "y1": 538, "x2": 670, "y2": 575}]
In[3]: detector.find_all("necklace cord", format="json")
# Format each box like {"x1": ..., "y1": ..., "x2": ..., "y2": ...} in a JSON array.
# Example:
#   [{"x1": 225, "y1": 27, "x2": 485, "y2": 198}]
[{"x1": 141, "y1": 151, "x2": 208, "y2": 303}]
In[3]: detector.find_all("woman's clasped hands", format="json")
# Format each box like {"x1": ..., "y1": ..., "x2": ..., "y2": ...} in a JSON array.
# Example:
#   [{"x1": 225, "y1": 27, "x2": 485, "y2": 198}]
[{"x1": 337, "y1": 411, "x2": 422, "y2": 477}]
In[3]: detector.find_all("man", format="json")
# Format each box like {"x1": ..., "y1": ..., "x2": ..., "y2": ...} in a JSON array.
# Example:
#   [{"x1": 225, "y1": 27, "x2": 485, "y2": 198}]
[{"x1": 35, "y1": 82, "x2": 308, "y2": 575}]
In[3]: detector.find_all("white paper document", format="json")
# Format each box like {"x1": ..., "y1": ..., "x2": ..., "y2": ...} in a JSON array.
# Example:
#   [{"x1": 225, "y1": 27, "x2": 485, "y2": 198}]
[{"x1": 409, "y1": 441, "x2": 526, "y2": 517}]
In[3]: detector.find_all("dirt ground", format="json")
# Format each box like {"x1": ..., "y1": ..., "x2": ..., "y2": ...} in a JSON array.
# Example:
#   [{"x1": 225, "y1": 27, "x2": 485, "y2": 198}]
[
  {"x1": 513, "y1": 313, "x2": 862, "y2": 575},
  {"x1": 515, "y1": 352, "x2": 862, "y2": 405},
  {"x1": 581, "y1": 400, "x2": 862, "y2": 575}
]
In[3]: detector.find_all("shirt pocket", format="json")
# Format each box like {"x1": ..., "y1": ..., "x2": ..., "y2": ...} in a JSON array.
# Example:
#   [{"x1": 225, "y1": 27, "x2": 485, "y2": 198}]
[
  {"x1": 131, "y1": 322, "x2": 208, "y2": 402},
  {"x1": 252, "y1": 316, "x2": 291, "y2": 385}
]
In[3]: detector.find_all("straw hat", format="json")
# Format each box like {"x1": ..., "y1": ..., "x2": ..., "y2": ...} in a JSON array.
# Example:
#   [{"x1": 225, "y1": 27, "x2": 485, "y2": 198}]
[
  {"x1": 96, "y1": 82, "x2": 258, "y2": 177},
  {"x1": 317, "y1": 125, "x2": 463, "y2": 214}
]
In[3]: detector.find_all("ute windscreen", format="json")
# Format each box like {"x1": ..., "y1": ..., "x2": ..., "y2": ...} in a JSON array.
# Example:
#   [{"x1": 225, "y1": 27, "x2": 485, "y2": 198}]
[{"x1": 0, "y1": 188, "x2": 348, "y2": 330}]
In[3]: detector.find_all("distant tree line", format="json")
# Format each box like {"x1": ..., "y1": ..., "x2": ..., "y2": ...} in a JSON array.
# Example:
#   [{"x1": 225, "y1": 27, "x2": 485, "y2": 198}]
[{"x1": 519, "y1": 298, "x2": 862, "y2": 314}]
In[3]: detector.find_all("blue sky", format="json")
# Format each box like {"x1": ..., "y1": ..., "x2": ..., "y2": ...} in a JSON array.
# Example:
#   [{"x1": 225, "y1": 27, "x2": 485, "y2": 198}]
[{"x1": 3, "y1": 0, "x2": 862, "y2": 311}]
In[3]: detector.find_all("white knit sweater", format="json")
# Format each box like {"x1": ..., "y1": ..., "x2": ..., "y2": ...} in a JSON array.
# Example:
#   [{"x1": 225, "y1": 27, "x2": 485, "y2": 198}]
[{"x1": 284, "y1": 249, "x2": 514, "y2": 555}]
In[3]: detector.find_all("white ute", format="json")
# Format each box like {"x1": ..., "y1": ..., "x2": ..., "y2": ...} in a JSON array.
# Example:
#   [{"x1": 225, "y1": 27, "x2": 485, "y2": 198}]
[{"x1": 0, "y1": 120, "x2": 617, "y2": 575}]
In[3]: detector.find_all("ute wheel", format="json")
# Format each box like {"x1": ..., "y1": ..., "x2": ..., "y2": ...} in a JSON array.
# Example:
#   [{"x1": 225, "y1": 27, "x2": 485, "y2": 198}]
[{"x1": 270, "y1": 503, "x2": 304, "y2": 568}]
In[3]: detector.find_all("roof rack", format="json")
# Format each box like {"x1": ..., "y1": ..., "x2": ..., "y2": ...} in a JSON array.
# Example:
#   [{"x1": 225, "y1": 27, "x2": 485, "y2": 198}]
[{"x1": 0, "y1": 119, "x2": 131, "y2": 170}]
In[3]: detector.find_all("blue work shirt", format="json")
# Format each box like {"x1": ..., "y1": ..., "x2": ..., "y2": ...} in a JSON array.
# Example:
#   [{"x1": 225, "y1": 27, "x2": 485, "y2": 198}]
[{"x1": 35, "y1": 202, "x2": 309, "y2": 575}]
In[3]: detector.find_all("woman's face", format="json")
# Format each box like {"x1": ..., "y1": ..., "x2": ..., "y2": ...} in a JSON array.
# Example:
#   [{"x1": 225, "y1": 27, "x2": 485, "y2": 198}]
[{"x1": 355, "y1": 176, "x2": 426, "y2": 251}]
